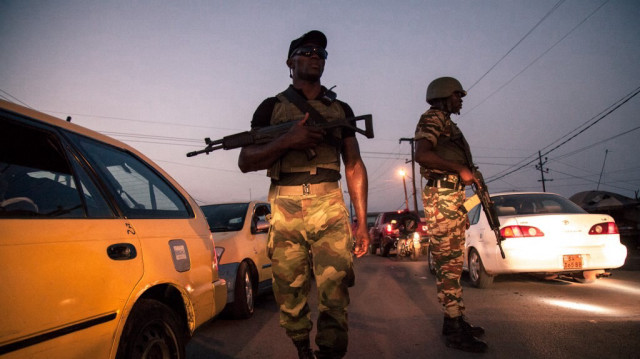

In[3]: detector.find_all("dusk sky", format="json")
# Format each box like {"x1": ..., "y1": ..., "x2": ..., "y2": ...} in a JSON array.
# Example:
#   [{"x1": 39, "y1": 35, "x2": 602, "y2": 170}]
[{"x1": 2, "y1": 0, "x2": 639, "y2": 213}]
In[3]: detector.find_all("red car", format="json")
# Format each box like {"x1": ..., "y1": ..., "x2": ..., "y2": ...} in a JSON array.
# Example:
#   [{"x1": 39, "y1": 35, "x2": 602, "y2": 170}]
[{"x1": 369, "y1": 210, "x2": 429, "y2": 256}]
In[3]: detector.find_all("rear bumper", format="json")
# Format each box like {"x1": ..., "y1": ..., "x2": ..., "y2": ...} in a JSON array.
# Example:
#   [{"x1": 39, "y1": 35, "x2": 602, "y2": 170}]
[
  {"x1": 218, "y1": 262, "x2": 240, "y2": 303},
  {"x1": 213, "y1": 278, "x2": 227, "y2": 315},
  {"x1": 486, "y1": 242, "x2": 628, "y2": 274}
]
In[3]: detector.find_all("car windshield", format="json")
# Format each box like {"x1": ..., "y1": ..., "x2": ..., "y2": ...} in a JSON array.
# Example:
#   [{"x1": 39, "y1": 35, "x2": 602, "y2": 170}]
[
  {"x1": 385, "y1": 212, "x2": 419, "y2": 223},
  {"x1": 492, "y1": 193, "x2": 586, "y2": 216},
  {"x1": 201, "y1": 203, "x2": 249, "y2": 232}
]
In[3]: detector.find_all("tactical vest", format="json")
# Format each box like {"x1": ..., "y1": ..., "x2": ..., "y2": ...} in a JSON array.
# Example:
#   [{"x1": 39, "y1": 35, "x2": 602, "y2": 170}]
[
  {"x1": 420, "y1": 118, "x2": 473, "y2": 178},
  {"x1": 267, "y1": 93, "x2": 344, "y2": 179}
]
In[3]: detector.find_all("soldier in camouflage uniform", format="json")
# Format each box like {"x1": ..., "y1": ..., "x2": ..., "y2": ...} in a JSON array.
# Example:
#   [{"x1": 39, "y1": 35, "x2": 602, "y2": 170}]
[
  {"x1": 238, "y1": 30, "x2": 370, "y2": 359},
  {"x1": 414, "y1": 77, "x2": 488, "y2": 353}
]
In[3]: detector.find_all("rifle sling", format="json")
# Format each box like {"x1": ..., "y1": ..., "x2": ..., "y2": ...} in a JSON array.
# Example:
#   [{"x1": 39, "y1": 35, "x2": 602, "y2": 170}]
[
  {"x1": 282, "y1": 86, "x2": 328, "y2": 124},
  {"x1": 281, "y1": 86, "x2": 342, "y2": 149}
]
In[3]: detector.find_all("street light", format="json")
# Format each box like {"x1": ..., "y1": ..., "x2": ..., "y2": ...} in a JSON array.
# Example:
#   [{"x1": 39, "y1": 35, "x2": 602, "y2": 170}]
[{"x1": 398, "y1": 169, "x2": 410, "y2": 211}]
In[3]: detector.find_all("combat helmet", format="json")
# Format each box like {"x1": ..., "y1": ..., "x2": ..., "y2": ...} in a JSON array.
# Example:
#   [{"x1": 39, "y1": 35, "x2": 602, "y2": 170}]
[{"x1": 426, "y1": 77, "x2": 467, "y2": 104}]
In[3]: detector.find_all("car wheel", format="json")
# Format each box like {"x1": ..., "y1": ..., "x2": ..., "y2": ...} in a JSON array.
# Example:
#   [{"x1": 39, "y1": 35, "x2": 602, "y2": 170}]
[
  {"x1": 116, "y1": 299, "x2": 185, "y2": 359},
  {"x1": 575, "y1": 270, "x2": 601, "y2": 284},
  {"x1": 427, "y1": 247, "x2": 436, "y2": 275},
  {"x1": 468, "y1": 249, "x2": 494, "y2": 288},
  {"x1": 369, "y1": 242, "x2": 378, "y2": 255},
  {"x1": 231, "y1": 261, "x2": 255, "y2": 319},
  {"x1": 381, "y1": 242, "x2": 390, "y2": 257}
]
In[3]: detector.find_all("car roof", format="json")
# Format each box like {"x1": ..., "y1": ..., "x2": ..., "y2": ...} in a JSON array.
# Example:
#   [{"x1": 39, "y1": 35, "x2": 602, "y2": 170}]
[
  {"x1": 2, "y1": 99, "x2": 132, "y2": 150},
  {"x1": 201, "y1": 201, "x2": 268, "y2": 206},
  {"x1": 1, "y1": 99, "x2": 195, "y2": 205},
  {"x1": 491, "y1": 192, "x2": 565, "y2": 197}
]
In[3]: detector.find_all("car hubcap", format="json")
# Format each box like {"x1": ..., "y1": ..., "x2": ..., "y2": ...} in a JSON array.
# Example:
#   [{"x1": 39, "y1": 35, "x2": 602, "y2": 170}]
[
  {"x1": 470, "y1": 253, "x2": 480, "y2": 282},
  {"x1": 134, "y1": 321, "x2": 177, "y2": 359},
  {"x1": 244, "y1": 272, "x2": 254, "y2": 311}
]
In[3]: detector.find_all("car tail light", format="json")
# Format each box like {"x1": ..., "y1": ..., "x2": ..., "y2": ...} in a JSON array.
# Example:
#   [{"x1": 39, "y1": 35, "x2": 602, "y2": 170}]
[
  {"x1": 214, "y1": 247, "x2": 225, "y2": 265},
  {"x1": 588, "y1": 222, "x2": 619, "y2": 235},
  {"x1": 210, "y1": 233, "x2": 223, "y2": 271},
  {"x1": 500, "y1": 225, "x2": 544, "y2": 238},
  {"x1": 385, "y1": 224, "x2": 393, "y2": 234}
]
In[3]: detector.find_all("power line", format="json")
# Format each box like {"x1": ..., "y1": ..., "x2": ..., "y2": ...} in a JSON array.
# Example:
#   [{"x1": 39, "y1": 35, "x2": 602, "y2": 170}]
[
  {"x1": 464, "y1": 0, "x2": 611, "y2": 117},
  {"x1": 467, "y1": 0, "x2": 566, "y2": 91},
  {"x1": 555, "y1": 124, "x2": 640, "y2": 160},
  {"x1": 487, "y1": 86, "x2": 640, "y2": 183},
  {"x1": 0, "y1": 89, "x2": 31, "y2": 108},
  {"x1": 101, "y1": 131, "x2": 203, "y2": 144},
  {"x1": 490, "y1": 86, "x2": 639, "y2": 180},
  {"x1": 44, "y1": 110, "x2": 244, "y2": 131}
]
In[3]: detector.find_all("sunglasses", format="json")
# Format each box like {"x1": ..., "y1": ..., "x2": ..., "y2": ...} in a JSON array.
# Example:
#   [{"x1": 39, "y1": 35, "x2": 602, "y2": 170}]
[{"x1": 292, "y1": 46, "x2": 328, "y2": 60}]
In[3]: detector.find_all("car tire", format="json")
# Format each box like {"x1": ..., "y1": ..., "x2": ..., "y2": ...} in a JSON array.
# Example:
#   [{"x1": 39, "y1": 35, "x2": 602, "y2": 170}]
[
  {"x1": 468, "y1": 248, "x2": 494, "y2": 288},
  {"x1": 381, "y1": 242, "x2": 390, "y2": 257},
  {"x1": 574, "y1": 270, "x2": 601, "y2": 284},
  {"x1": 116, "y1": 299, "x2": 185, "y2": 359},
  {"x1": 369, "y1": 242, "x2": 378, "y2": 255},
  {"x1": 231, "y1": 261, "x2": 255, "y2": 319},
  {"x1": 427, "y1": 247, "x2": 436, "y2": 275}
]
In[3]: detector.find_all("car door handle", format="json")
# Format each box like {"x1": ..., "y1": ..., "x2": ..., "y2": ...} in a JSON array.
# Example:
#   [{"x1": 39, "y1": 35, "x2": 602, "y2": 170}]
[{"x1": 107, "y1": 243, "x2": 138, "y2": 260}]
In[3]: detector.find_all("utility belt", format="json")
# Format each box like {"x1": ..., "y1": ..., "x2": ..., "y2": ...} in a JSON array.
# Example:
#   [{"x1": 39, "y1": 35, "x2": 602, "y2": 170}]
[
  {"x1": 424, "y1": 173, "x2": 463, "y2": 191},
  {"x1": 270, "y1": 181, "x2": 340, "y2": 197}
]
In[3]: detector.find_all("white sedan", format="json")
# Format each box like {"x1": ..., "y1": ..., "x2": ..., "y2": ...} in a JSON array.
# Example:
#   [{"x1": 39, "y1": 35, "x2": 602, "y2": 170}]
[
  {"x1": 461, "y1": 192, "x2": 627, "y2": 288},
  {"x1": 200, "y1": 201, "x2": 273, "y2": 318}
]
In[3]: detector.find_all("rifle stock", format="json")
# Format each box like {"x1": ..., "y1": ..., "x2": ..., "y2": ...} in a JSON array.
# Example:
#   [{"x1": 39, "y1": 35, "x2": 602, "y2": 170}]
[
  {"x1": 471, "y1": 169, "x2": 506, "y2": 258},
  {"x1": 186, "y1": 114, "x2": 374, "y2": 157}
]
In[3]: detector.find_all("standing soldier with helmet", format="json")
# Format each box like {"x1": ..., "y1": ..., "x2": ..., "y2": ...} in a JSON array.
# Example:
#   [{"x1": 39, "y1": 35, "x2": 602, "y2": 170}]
[
  {"x1": 238, "y1": 30, "x2": 370, "y2": 359},
  {"x1": 414, "y1": 77, "x2": 488, "y2": 353}
]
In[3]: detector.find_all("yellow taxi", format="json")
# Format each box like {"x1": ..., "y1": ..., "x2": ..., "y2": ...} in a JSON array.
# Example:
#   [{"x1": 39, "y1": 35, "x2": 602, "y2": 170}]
[{"x1": 0, "y1": 100, "x2": 227, "y2": 358}]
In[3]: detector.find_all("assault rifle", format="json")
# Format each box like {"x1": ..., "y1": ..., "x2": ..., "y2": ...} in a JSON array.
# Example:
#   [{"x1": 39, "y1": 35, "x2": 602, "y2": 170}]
[
  {"x1": 464, "y1": 169, "x2": 506, "y2": 258},
  {"x1": 186, "y1": 114, "x2": 374, "y2": 158}
]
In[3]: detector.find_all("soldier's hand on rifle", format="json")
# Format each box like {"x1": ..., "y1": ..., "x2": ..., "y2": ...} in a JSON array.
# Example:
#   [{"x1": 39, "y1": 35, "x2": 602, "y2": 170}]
[
  {"x1": 459, "y1": 167, "x2": 477, "y2": 186},
  {"x1": 285, "y1": 113, "x2": 325, "y2": 150}
]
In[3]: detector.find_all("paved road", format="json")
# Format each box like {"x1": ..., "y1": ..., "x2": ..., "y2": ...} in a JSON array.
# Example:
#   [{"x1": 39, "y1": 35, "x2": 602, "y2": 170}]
[{"x1": 188, "y1": 247, "x2": 640, "y2": 358}]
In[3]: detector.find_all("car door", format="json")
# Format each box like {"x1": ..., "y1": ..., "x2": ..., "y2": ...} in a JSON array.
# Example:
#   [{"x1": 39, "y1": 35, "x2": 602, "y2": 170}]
[
  {"x1": 250, "y1": 203, "x2": 272, "y2": 284},
  {"x1": 0, "y1": 116, "x2": 143, "y2": 358},
  {"x1": 67, "y1": 132, "x2": 219, "y2": 326}
]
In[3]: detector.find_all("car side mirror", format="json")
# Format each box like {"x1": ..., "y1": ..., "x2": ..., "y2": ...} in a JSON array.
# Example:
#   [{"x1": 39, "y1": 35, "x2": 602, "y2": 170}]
[{"x1": 255, "y1": 219, "x2": 270, "y2": 233}]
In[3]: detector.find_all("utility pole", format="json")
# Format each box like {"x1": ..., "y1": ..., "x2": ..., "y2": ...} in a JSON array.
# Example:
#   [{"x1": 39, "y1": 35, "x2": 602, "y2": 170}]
[
  {"x1": 400, "y1": 171, "x2": 410, "y2": 211},
  {"x1": 536, "y1": 150, "x2": 553, "y2": 192},
  {"x1": 399, "y1": 137, "x2": 419, "y2": 213},
  {"x1": 597, "y1": 149, "x2": 608, "y2": 191}
]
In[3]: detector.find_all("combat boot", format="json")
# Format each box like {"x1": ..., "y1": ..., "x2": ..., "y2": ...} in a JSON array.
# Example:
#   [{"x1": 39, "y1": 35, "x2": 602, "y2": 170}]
[
  {"x1": 444, "y1": 316, "x2": 488, "y2": 353},
  {"x1": 314, "y1": 345, "x2": 345, "y2": 359},
  {"x1": 443, "y1": 315, "x2": 485, "y2": 337},
  {"x1": 293, "y1": 338, "x2": 315, "y2": 359}
]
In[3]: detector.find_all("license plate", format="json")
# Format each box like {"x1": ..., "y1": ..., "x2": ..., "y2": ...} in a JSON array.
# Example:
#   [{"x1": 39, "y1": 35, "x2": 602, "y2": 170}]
[{"x1": 563, "y1": 255, "x2": 583, "y2": 269}]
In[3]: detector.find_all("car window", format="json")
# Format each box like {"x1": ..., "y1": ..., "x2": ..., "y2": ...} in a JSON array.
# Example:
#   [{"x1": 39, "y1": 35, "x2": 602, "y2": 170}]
[
  {"x1": 468, "y1": 204, "x2": 481, "y2": 225},
  {"x1": 492, "y1": 194, "x2": 586, "y2": 215},
  {"x1": 384, "y1": 212, "x2": 419, "y2": 223},
  {"x1": 253, "y1": 204, "x2": 270, "y2": 222},
  {"x1": 0, "y1": 117, "x2": 113, "y2": 218},
  {"x1": 201, "y1": 203, "x2": 250, "y2": 232},
  {"x1": 251, "y1": 203, "x2": 271, "y2": 233},
  {"x1": 66, "y1": 132, "x2": 191, "y2": 219}
]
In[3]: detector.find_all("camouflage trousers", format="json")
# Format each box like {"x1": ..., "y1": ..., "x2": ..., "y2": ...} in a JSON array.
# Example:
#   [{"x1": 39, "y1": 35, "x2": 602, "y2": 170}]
[
  {"x1": 422, "y1": 186, "x2": 467, "y2": 318},
  {"x1": 268, "y1": 185, "x2": 353, "y2": 355}
]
